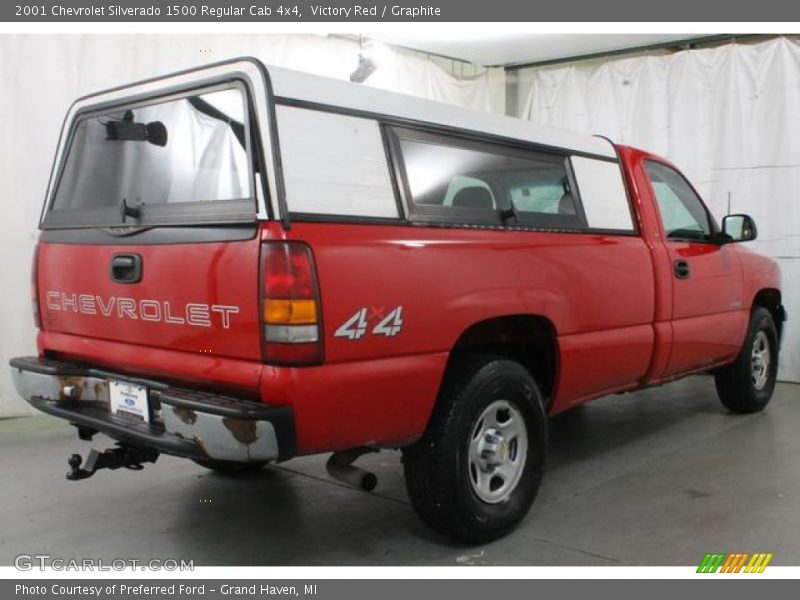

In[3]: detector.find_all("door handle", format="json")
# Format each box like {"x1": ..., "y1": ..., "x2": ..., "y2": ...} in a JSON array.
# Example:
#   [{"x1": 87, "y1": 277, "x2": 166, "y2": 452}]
[
  {"x1": 110, "y1": 254, "x2": 143, "y2": 284},
  {"x1": 674, "y1": 259, "x2": 691, "y2": 280}
]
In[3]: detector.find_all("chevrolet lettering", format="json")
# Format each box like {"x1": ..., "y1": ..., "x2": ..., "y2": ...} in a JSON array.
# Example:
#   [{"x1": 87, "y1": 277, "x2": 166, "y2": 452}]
[{"x1": 44, "y1": 292, "x2": 239, "y2": 328}]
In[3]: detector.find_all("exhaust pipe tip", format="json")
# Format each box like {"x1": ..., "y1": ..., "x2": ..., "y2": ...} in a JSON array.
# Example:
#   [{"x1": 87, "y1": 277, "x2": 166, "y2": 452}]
[
  {"x1": 361, "y1": 472, "x2": 378, "y2": 491},
  {"x1": 326, "y1": 448, "x2": 378, "y2": 491}
]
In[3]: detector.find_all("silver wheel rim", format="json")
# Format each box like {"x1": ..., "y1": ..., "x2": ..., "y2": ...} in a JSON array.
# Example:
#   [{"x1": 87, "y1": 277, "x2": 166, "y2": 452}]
[
  {"x1": 467, "y1": 399, "x2": 528, "y2": 504},
  {"x1": 751, "y1": 331, "x2": 771, "y2": 391}
]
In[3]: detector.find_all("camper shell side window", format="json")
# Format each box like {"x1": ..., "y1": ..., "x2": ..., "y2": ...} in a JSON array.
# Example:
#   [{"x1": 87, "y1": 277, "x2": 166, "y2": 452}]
[
  {"x1": 386, "y1": 126, "x2": 590, "y2": 231},
  {"x1": 275, "y1": 106, "x2": 401, "y2": 220}
]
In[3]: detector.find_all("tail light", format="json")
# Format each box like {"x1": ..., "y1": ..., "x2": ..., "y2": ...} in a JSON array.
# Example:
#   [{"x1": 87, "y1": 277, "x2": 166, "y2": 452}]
[
  {"x1": 260, "y1": 242, "x2": 323, "y2": 366},
  {"x1": 31, "y1": 244, "x2": 41, "y2": 329}
]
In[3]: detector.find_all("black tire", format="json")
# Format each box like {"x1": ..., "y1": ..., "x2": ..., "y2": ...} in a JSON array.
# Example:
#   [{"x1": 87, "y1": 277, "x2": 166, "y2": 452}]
[
  {"x1": 192, "y1": 458, "x2": 266, "y2": 475},
  {"x1": 402, "y1": 354, "x2": 547, "y2": 543},
  {"x1": 714, "y1": 306, "x2": 779, "y2": 414}
]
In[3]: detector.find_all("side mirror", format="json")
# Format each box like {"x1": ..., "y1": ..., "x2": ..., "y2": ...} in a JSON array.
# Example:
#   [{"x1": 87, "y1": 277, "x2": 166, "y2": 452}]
[{"x1": 721, "y1": 214, "x2": 758, "y2": 243}]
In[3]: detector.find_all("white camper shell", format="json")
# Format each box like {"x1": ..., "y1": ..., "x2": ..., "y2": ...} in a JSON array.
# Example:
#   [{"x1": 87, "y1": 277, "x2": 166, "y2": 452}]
[{"x1": 44, "y1": 58, "x2": 633, "y2": 233}]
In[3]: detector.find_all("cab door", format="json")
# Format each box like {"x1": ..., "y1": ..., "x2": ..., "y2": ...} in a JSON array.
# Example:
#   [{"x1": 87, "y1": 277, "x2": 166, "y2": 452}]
[{"x1": 644, "y1": 160, "x2": 747, "y2": 376}]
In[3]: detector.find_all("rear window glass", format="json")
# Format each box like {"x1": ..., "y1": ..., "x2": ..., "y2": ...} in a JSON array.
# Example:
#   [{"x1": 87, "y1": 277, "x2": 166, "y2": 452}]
[
  {"x1": 46, "y1": 85, "x2": 254, "y2": 228},
  {"x1": 443, "y1": 176, "x2": 496, "y2": 208},
  {"x1": 507, "y1": 169, "x2": 574, "y2": 216}
]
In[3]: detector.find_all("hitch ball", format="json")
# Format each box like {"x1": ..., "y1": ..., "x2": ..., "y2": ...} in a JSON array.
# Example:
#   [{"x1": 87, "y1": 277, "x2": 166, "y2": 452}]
[{"x1": 66, "y1": 454, "x2": 86, "y2": 481}]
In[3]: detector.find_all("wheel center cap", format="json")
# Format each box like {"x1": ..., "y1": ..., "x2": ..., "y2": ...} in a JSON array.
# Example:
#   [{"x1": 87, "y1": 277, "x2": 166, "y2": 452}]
[
  {"x1": 497, "y1": 440, "x2": 509, "y2": 463},
  {"x1": 480, "y1": 431, "x2": 508, "y2": 467},
  {"x1": 483, "y1": 431, "x2": 510, "y2": 468}
]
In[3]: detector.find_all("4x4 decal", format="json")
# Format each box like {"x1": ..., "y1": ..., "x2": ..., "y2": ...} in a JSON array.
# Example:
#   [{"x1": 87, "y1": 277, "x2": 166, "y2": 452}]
[{"x1": 334, "y1": 306, "x2": 404, "y2": 340}]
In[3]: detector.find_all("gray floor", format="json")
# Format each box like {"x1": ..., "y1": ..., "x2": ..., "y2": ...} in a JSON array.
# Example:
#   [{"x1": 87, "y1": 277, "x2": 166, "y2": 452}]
[{"x1": 0, "y1": 375, "x2": 798, "y2": 566}]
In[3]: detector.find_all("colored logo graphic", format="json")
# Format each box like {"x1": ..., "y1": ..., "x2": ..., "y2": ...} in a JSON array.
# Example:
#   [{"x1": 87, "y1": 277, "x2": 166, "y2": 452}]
[{"x1": 697, "y1": 552, "x2": 773, "y2": 573}]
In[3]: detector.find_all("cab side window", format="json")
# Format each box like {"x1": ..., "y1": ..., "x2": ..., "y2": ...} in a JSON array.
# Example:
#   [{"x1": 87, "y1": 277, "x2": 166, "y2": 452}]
[{"x1": 646, "y1": 161, "x2": 712, "y2": 242}]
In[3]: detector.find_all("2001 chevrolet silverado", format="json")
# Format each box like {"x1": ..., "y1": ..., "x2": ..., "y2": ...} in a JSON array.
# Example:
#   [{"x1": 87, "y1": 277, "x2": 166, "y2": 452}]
[{"x1": 10, "y1": 58, "x2": 784, "y2": 542}]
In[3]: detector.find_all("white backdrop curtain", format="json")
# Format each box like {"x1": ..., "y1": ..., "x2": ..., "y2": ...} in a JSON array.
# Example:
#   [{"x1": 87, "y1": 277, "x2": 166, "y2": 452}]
[
  {"x1": 521, "y1": 37, "x2": 800, "y2": 383},
  {"x1": 0, "y1": 34, "x2": 491, "y2": 416}
]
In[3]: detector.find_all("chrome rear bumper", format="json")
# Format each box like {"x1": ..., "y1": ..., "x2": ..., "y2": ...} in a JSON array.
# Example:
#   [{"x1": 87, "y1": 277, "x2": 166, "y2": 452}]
[{"x1": 9, "y1": 356, "x2": 295, "y2": 463}]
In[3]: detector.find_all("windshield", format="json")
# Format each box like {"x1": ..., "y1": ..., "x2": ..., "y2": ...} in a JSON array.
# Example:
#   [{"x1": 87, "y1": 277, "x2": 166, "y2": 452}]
[{"x1": 46, "y1": 86, "x2": 253, "y2": 228}]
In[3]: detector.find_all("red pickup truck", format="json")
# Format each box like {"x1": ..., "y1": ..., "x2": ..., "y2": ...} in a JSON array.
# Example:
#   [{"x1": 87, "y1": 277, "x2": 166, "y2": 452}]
[{"x1": 10, "y1": 58, "x2": 784, "y2": 542}]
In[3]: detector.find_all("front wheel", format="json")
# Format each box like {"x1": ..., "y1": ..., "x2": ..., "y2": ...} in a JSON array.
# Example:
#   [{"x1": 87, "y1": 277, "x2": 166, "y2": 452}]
[
  {"x1": 714, "y1": 307, "x2": 779, "y2": 414},
  {"x1": 402, "y1": 355, "x2": 547, "y2": 543}
]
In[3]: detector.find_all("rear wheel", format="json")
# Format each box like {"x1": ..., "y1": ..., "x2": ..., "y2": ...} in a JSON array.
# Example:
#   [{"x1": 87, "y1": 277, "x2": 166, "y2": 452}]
[
  {"x1": 714, "y1": 307, "x2": 779, "y2": 414},
  {"x1": 403, "y1": 355, "x2": 547, "y2": 543}
]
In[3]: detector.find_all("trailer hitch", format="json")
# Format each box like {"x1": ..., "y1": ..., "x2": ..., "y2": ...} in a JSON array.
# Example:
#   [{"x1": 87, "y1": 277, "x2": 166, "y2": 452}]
[{"x1": 66, "y1": 445, "x2": 159, "y2": 481}]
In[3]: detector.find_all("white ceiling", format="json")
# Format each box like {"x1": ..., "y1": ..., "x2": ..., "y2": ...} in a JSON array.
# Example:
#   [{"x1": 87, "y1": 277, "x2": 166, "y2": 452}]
[{"x1": 369, "y1": 33, "x2": 706, "y2": 67}]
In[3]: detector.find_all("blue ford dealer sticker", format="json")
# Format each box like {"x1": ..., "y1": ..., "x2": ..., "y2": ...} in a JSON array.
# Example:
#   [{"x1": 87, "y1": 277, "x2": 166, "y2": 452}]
[{"x1": 109, "y1": 380, "x2": 150, "y2": 423}]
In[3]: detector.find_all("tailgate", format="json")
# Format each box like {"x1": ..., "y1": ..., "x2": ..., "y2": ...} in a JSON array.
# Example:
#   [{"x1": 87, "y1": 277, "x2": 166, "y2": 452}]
[{"x1": 38, "y1": 236, "x2": 261, "y2": 361}]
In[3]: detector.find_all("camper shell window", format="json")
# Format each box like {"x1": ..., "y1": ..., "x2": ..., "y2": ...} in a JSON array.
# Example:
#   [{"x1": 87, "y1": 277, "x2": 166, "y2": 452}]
[
  {"x1": 387, "y1": 127, "x2": 590, "y2": 231},
  {"x1": 44, "y1": 81, "x2": 256, "y2": 229},
  {"x1": 275, "y1": 106, "x2": 400, "y2": 219}
]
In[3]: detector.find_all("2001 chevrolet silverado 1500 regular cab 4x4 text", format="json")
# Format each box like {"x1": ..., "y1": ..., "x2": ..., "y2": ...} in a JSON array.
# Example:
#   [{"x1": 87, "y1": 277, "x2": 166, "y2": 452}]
[{"x1": 10, "y1": 59, "x2": 785, "y2": 542}]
